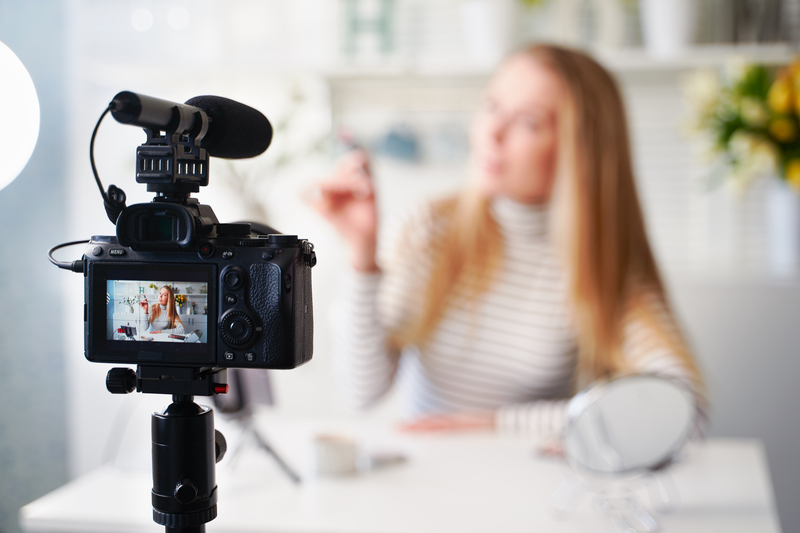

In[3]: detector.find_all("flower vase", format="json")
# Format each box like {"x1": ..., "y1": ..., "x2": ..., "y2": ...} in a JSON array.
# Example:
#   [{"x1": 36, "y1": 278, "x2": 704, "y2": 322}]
[
  {"x1": 767, "y1": 178, "x2": 800, "y2": 276},
  {"x1": 640, "y1": 0, "x2": 696, "y2": 58},
  {"x1": 460, "y1": 0, "x2": 515, "y2": 69},
  {"x1": 128, "y1": 305, "x2": 134, "y2": 313}
]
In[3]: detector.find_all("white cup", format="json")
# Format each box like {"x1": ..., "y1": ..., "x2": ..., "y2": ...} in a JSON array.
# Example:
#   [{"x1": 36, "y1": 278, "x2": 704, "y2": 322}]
[{"x1": 313, "y1": 434, "x2": 358, "y2": 477}]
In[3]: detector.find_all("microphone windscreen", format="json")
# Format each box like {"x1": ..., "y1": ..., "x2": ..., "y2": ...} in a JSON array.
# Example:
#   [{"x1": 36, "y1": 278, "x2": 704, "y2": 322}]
[{"x1": 185, "y1": 95, "x2": 272, "y2": 159}]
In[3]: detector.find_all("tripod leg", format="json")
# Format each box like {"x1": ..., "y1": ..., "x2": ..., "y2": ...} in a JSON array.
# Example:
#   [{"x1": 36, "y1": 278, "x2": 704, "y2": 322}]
[
  {"x1": 220, "y1": 419, "x2": 253, "y2": 472},
  {"x1": 251, "y1": 427, "x2": 302, "y2": 484}
]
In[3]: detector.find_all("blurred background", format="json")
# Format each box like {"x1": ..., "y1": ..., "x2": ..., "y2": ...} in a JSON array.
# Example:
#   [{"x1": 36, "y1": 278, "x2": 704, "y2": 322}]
[{"x1": 1, "y1": 0, "x2": 800, "y2": 531}]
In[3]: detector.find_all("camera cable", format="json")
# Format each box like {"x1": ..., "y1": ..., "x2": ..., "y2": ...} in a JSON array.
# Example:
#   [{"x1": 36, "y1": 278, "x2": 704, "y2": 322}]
[
  {"x1": 90, "y1": 104, "x2": 127, "y2": 224},
  {"x1": 48, "y1": 239, "x2": 88, "y2": 272}
]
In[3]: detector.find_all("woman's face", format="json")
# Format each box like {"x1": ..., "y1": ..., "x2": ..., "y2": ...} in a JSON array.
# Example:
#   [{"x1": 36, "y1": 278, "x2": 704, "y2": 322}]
[
  {"x1": 158, "y1": 288, "x2": 170, "y2": 306},
  {"x1": 471, "y1": 54, "x2": 564, "y2": 204}
]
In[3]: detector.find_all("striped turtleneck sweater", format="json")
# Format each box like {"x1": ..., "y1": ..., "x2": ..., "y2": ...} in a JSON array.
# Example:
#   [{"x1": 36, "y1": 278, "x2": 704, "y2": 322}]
[{"x1": 331, "y1": 196, "x2": 697, "y2": 438}]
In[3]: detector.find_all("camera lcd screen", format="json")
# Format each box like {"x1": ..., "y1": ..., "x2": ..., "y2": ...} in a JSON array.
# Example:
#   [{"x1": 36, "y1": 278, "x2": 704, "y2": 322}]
[
  {"x1": 106, "y1": 279, "x2": 208, "y2": 343},
  {"x1": 88, "y1": 263, "x2": 217, "y2": 364}
]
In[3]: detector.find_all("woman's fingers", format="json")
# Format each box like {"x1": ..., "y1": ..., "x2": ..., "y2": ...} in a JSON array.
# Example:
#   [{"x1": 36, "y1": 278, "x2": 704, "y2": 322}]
[
  {"x1": 305, "y1": 150, "x2": 378, "y2": 261},
  {"x1": 305, "y1": 170, "x2": 374, "y2": 219},
  {"x1": 340, "y1": 149, "x2": 370, "y2": 176},
  {"x1": 398, "y1": 412, "x2": 494, "y2": 433},
  {"x1": 319, "y1": 177, "x2": 373, "y2": 202}
]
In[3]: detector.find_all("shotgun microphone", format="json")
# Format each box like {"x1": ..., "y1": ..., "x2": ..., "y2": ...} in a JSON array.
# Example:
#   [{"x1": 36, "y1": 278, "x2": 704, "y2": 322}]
[{"x1": 109, "y1": 91, "x2": 272, "y2": 159}]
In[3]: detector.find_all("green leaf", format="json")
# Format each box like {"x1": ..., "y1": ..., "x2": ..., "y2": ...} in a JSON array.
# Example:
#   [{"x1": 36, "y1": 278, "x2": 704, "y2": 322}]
[{"x1": 734, "y1": 65, "x2": 773, "y2": 99}]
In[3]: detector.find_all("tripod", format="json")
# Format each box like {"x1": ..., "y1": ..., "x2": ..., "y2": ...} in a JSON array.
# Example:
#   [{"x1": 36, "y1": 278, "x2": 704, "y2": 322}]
[
  {"x1": 106, "y1": 365, "x2": 229, "y2": 533},
  {"x1": 213, "y1": 368, "x2": 301, "y2": 484},
  {"x1": 221, "y1": 408, "x2": 301, "y2": 484}
]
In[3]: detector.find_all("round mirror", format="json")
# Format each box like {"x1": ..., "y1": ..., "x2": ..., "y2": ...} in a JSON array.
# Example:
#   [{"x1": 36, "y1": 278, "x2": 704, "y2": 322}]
[{"x1": 563, "y1": 374, "x2": 696, "y2": 478}]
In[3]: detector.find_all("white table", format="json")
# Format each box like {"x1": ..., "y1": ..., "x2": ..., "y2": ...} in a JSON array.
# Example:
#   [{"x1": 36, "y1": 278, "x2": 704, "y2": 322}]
[
  {"x1": 20, "y1": 414, "x2": 782, "y2": 533},
  {"x1": 119, "y1": 332, "x2": 198, "y2": 342}
]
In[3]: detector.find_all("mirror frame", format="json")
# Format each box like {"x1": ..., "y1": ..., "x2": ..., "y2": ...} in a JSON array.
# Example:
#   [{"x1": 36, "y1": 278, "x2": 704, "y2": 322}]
[{"x1": 563, "y1": 373, "x2": 697, "y2": 479}]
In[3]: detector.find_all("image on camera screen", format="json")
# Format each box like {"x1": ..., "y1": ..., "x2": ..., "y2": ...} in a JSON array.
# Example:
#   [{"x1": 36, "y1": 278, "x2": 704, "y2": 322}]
[{"x1": 106, "y1": 279, "x2": 209, "y2": 344}]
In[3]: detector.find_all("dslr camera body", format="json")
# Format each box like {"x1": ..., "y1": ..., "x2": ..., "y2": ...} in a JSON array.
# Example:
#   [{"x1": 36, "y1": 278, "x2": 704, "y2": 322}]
[{"x1": 85, "y1": 218, "x2": 315, "y2": 371}]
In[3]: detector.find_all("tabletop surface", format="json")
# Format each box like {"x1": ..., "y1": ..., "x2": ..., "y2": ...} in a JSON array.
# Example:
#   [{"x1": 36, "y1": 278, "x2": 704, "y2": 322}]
[{"x1": 19, "y1": 414, "x2": 782, "y2": 533}]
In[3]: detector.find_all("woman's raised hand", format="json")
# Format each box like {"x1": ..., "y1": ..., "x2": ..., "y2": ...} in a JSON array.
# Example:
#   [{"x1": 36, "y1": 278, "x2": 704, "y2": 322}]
[
  {"x1": 139, "y1": 300, "x2": 149, "y2": 314},
  {"x1": 308, "y1": 150, "x2": 378, "y2": 272}
]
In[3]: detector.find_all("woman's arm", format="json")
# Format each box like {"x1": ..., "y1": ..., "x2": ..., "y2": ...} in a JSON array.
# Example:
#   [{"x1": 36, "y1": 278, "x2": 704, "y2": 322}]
[
  {"x1": 620, "y1": 303, "x2": 709, "y2": 436},
  {"x1": 137, "y1": 312, "x2": 153, "y2": 335},
  {"x1": 399, "y1": 401, "x2": 570, "y2": 441},
  {"x1": 330, "y1": 270, "x2": 402, "y2": 410},
  {"x1": 160, "y1": 321, "x2": 185, "y2": 335},
  {"x1": 491, "y1": 300, "x2": 704, "y2": 439},
  {"x1": 331, "y1": 204, "x2": 438, "y2": 411}
]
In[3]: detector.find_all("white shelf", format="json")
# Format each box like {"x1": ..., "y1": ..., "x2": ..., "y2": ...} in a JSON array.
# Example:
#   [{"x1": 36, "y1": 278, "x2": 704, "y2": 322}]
[
  {"x1": 596, "y1": 43, "x2": 797, "y2": 73},
  {"x1": 323, "y1": 44, "x2": 798, "y2": 82}
]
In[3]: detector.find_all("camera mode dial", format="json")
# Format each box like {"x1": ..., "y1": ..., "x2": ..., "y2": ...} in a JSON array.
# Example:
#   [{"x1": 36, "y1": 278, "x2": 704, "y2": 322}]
[{"x1": 219, "y1": 310, "x2": 255, "y2": 347}]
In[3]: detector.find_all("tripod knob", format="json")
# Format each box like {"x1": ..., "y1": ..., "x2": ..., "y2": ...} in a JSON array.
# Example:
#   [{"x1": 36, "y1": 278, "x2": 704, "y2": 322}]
[
  {"x1": 215, "y1": 430, "x2": 227, "y2": 463},
  {"x1": 174, "y1": 479, "x2": 198, "y2": 505},
  {"x1": 106, "y1": 368, "x2": 136, "y2": 394}
]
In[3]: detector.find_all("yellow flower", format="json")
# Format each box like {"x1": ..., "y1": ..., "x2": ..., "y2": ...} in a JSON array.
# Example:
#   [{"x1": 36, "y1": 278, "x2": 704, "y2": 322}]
[
  {"x1": 768, "y1": 116, "x2": 798, "y2": 143},
  {"x1": 786, "y1": 159, "x2": 800, "y2": 191},
  {"x1": 790, "y1": 59, "x2": 800, "y2": 87},
  {"x1": 768, "y1": 76, "x2": 792, "y2": 114}
]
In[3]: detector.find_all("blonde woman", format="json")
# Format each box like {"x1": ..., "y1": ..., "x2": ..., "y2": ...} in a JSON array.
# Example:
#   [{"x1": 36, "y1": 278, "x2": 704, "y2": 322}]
[
  {"x1": 139, "y1": 285, "x2": 185, "y2": 335},
  {"x1": 311, "y1": 44, "x2": 704, "y2": 437}
]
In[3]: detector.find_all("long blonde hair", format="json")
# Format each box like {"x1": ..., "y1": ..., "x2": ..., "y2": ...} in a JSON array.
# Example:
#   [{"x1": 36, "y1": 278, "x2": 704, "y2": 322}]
[
  {"x1": 391, "y1": 44, "x2": 702, "y2": 387},
  {"x1": 149, "y1": 285, "x2": 183, "y2": 330}
]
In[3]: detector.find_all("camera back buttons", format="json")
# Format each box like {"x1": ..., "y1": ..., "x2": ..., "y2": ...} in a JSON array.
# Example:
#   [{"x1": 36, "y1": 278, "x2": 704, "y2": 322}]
[
  {"x1": 220, "y1": 311, "x2": 255, "y2": 346},
  {"x1": 198, "y1": 242, "x2": 214, "y2": 258},
  {"x1": 223, "y1": 270, "x2": 243, "y2": 290}
]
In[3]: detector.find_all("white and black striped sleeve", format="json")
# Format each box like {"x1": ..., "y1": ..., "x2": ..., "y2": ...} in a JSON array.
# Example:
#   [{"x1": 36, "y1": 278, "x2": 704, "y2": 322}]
[
  {"x1": 330, "y1": 270, "x2": 401, "y2": 410},
  {"x1": 495, "y1": 399, "x2": 571, "y2": 441},
  {"x1": 331, "y1": 205, "x2": 435, "y2": 411},
  {"x1": 495, "y1": 303, "x2": 703, "y2": 440}
]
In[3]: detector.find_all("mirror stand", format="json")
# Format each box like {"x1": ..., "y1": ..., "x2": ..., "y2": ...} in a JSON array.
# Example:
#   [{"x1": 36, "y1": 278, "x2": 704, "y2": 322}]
[
  {"x1": 548, "y1": 470, "x2": 681, "y2": 532},
  {"x1": 551, "y1": 375, "x2": 696, "y2": 532}
]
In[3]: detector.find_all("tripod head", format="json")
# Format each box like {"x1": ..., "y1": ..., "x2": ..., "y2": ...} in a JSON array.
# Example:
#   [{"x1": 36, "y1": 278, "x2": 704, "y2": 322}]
[{"x1": 107, "y1": 366, "x2": 228, "y2": 532}]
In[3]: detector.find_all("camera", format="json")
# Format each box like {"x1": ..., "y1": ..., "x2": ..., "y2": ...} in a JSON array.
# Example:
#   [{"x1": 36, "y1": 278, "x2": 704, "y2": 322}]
[
  {"x1": 48, "y1": 90, "x2": 316, "y2": 530},
  {"x1": 85, "y1": 227, "x2": 315, "y2": 371},
  {"x1": 58, "y1": 90, "x2": 316, "y2": 376}
]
